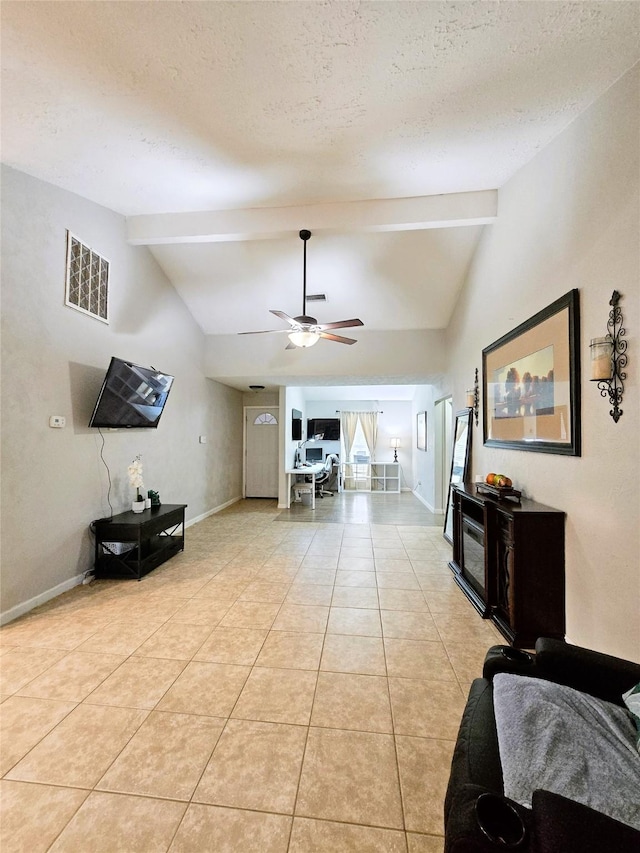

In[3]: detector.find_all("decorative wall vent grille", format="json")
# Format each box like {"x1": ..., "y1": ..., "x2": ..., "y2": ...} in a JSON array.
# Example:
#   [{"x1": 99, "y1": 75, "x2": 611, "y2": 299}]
[
  {"x1": 306, "y1": 293, "x2": 327, "y2": 302},
  {"x1": 65, "y1": 231, "x2": 110, "y2": 323}
]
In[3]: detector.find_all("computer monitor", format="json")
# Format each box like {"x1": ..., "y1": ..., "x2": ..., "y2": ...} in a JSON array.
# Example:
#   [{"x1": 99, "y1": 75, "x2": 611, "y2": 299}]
[{"x1": 305, "y1": 446, "x2": 323, "y2": 462}]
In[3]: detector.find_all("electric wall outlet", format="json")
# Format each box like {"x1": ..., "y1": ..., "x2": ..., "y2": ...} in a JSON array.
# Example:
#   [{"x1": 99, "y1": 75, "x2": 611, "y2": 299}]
[{"x1": 49, "y1": 415, "x2": 66, "y2": 428}]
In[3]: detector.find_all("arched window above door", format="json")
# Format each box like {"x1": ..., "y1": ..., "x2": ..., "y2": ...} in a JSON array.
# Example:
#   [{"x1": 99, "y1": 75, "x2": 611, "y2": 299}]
[{"x1": 253, "y1": 412, "x2": 278, "y2": 425}]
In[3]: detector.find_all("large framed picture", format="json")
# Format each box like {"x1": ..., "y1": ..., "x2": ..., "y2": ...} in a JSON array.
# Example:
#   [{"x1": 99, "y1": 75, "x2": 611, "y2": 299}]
[
  {"x1": 417, "y1": 411, "x2": 427, "y2": 451},
  {"x1": 483, "y1": 289, "x2": 581, "y2": 456}
]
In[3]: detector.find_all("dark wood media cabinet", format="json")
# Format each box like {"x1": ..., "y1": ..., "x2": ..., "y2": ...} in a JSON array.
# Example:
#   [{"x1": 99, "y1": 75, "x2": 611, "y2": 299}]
[
  {"x1": 93, "y1": 504, "x2": 187, "y2": 580},
  {"x1": 449, "y1": 483, "x2": 565, "y2": 648}
]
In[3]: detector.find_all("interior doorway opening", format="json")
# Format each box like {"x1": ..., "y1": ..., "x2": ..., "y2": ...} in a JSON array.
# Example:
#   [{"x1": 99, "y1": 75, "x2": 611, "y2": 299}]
[{"x1": 434, "y1": 396, "x2": 453, "y2": 514}]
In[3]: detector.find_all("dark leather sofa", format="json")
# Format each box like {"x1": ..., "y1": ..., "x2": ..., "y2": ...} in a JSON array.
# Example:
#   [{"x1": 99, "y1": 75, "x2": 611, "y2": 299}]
[{"x1": 444, "y1": 638, "x2": 640, "y2": 852}]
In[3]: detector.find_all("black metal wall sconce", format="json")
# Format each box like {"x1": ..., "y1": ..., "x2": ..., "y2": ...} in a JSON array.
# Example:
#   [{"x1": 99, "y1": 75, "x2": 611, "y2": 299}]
[
  {"x1": 589, "y1": 290, "x2": 626, "y2": 422},
  {"x1": 466, "y1": 368, "x2": 480, "y2": 426}
]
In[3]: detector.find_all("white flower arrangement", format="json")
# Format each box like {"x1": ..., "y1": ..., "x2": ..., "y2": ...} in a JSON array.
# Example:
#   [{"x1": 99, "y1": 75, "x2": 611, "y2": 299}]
[{"x1": 127, "y1": 455, "x2": 144, "y2": 500}]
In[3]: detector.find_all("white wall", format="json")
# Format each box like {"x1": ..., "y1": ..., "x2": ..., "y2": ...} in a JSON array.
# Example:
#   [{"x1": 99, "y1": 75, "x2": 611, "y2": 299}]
[
  {"x1": 1, "y1": 166, "x2": 243, "y2": 621},
  {"x1": 445, "y1": 67, "x2": 639, "y2": 661},
  {"x1": 277, "y1": 386, "x2": 307, "y2": 506},
  {"x1": 205, "y1": 328, "x2": 446, "y2": 386},
  {"x1": 241, "y1": 391, "x2": 279, "y2": 410},
  {"x1": 285, "y1": 387, "x2": 307, "y2": 466},
  {"x1": 411, "y1": 385, "x2": 439, "y2": 510}
]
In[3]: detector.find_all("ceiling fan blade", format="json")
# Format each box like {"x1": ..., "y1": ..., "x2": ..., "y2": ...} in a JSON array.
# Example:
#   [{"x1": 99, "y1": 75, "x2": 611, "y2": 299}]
[
  {"x1": 316, "y1": 318, "x2": 364, "y2": 331},
  {"x1": 270, "y1": 310, "x2": 299, "y2": 327},
  {"x1": 237, "y1": 329, "x2": 286, "y2": 335},
  {"x1": 318, "y1": 331, "x2": 358, "y2": 345}
]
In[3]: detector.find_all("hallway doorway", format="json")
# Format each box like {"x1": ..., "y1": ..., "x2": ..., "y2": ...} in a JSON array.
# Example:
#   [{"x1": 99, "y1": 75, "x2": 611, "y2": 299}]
[{"x1": 434, "y1": 396, "x2": 453, "y2": 515}]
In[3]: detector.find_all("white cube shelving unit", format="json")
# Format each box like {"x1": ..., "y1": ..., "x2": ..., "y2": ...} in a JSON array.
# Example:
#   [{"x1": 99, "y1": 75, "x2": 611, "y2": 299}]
[{"x1": 341, "y1": 462, "x2": 400, "y2": 493}]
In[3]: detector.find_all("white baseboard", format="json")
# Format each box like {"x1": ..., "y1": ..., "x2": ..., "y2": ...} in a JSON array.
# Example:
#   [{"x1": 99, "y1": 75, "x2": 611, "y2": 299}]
[
  {"x1": 1, "y1": 496, "x2": 244, "y2": 626},
  {"x1": 185, "y1": 495, "x2": 242, "y2": 528},
  {"x1": 1, "y1": 573, "x2": 85, "y2": 626},
  {"x1": 413, "y1": 490, "x2": 439, "y2": 514}
]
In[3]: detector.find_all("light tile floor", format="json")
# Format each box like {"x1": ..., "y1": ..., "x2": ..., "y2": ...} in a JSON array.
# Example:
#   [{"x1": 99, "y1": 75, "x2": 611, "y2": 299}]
[{"x1": 0, "y1": 497, "x2": 502, "y2": 852}]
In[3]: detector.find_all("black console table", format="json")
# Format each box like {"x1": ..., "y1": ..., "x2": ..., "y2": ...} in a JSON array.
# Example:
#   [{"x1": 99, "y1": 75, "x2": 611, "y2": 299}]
[
  {"x1": 449, "y1": 483, "x2": 565, "y2": 648},
  {"x1": 93, "y1": 504, "x2": 187, "y2": 580}
]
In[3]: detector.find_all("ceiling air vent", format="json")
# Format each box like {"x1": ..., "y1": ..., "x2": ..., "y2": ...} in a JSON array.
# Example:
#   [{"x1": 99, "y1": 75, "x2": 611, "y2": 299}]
[{"x1": 306, "y1": 293, "x2": 326, "y2": 303}]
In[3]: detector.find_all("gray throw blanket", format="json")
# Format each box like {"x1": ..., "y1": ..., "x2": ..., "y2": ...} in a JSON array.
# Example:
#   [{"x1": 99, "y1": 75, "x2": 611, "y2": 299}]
[{"x1": 493, "y1": 673, "x2": 640, "y2": 830}]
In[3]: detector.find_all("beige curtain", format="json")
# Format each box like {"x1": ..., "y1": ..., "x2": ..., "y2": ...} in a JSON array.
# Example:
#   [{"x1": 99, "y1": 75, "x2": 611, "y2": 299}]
[
  {"x1": 359, "y1": 411, "x2": 378, "y2": 462},
  {"x1": 340, "y1": 411, "x2": 360, "y2": 490}
]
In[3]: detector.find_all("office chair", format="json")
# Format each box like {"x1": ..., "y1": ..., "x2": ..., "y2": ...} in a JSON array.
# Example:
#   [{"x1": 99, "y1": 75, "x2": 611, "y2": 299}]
[{"x1": 315, "y1": 454, "x2": 339, "y2": 498}]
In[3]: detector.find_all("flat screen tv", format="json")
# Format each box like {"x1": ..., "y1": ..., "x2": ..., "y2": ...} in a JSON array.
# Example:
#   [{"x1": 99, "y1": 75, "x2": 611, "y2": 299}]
[
  {"x1": 307, "y1": 417, "x2": 340, "y2": 441},
  {"x1": 89, "y1": 357, "x2": 174, "y2": 428}
]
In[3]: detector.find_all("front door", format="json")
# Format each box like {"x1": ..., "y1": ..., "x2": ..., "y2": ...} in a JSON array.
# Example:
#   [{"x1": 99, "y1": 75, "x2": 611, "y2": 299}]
[{"x1": 245, "y1": 407, "x2": 279, "y2": 498}]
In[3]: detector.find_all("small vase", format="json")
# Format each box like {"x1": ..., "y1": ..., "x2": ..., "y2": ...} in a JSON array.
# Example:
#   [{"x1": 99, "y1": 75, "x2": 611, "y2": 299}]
[{"x1": 132, "y1": 499, "x2": 145, "y2": 513}]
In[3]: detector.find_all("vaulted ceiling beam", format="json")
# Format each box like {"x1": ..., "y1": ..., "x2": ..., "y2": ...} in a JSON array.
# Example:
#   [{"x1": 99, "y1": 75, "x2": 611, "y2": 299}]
[{"x1": 126, "y1": 190, "x2": 497, "y2": 245}]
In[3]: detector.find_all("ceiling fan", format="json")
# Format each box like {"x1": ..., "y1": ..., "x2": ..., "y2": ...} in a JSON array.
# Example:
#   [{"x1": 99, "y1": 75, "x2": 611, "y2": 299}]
[{"x1": 238, "y1": 229, "x2": 364, "y2": 348}]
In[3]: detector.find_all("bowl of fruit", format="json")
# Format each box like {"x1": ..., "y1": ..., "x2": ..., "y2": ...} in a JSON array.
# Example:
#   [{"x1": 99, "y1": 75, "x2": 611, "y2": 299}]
[
  {"x1": 485, "y1": 473, "x2": 512, "y2": 488},
  {"x1": 477, "y1": 473, "x2": 521, "y2": 503}
]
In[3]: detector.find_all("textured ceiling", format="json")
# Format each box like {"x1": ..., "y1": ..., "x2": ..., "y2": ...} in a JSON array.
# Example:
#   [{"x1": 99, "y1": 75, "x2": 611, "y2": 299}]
[
  {"x1": 3, "y1": 1, "x2": 638, "y2": 214},
  {"x1": 2, "y1": 1, "x2": 639, "y2": 386}
]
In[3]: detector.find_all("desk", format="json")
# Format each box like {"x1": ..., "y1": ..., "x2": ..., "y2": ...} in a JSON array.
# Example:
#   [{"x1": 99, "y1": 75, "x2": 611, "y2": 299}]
[{"x1": 284, "y1": 463, "x2": 325, "y2": 510}]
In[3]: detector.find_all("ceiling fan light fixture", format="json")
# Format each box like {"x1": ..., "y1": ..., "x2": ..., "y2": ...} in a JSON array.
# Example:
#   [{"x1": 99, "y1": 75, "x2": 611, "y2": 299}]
[{"x1": 288, "y1": 330, "x2": 320, "y2": 348}]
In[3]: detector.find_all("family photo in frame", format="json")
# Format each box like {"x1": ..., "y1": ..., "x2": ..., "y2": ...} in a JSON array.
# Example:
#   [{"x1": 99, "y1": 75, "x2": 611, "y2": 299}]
[{"x1": 482, "y1": 289, "x2": 581, "y2": 456}]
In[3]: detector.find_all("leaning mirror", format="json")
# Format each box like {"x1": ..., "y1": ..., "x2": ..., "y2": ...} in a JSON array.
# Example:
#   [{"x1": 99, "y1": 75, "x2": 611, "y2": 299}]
[{"x1": 443, "y1": 409, "x2": 472, "y2": 544}]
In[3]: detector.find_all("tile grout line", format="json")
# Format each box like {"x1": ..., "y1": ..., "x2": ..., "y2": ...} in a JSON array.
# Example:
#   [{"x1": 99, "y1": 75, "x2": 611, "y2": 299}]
[
  {"x1": 376, "y1": 525, "x2": 408, "y2": 839},
  {"x1": 284, "y1": 525, "x2": 342, "y2": 851}
]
